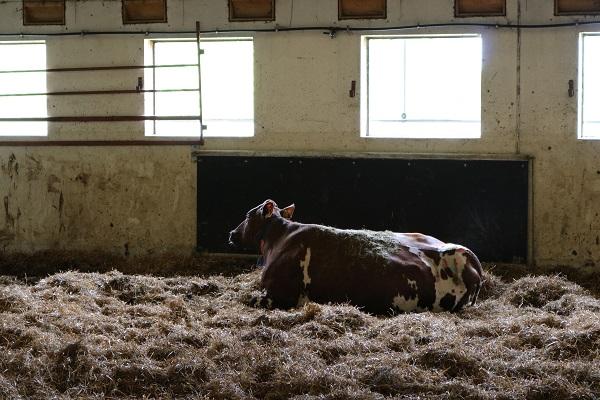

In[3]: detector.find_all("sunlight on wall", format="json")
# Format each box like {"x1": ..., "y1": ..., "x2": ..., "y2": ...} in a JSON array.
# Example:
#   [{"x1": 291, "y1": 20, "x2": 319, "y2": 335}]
[
  {"x1": 362, "y1": 35, "x2": 482, "y2": 139},
  {"x1": 579, "y1": 33, "x2": 600, "y2": 139},
  {"x1": 144, "y1": 39, "x2": 254, "y2": 137},
  {"x1": 0, "y1": 41, "x2": 47, "y2": 136}
]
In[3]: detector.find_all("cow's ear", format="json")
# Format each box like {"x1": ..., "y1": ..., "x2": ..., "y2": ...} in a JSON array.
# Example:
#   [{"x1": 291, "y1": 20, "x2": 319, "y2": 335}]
[
  {"x1": 262, "y1": 200, "x2": 275, "y2": 218},
  {"x1": 280, "y1": 204, "x2": 295, "y2": 220}
]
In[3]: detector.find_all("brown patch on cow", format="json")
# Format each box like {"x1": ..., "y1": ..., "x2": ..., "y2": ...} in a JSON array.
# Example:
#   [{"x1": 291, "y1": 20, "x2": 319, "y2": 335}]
[
  {"x1": 439, "y1": 293, "x2": 456, "y2": 311},
  {"x1": 405, "y1": 285, "x2": 417, "y2": 301},
  {"x1": 441, "y1": 269, "x2": 448, "y2": 280},
  {"x1": 421, "y1": 249, "x2": 441, "y2": 265}
]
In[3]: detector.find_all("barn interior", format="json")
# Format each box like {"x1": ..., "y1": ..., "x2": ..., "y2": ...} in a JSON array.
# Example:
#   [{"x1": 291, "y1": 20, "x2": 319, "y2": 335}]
[{"x1": 0, "y1": 0, "x2": 599, "y2": 398}]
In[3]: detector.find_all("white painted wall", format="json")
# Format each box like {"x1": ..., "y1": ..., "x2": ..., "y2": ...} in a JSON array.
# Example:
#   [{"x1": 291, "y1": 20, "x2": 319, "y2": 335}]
[{"x1": 1, "y1": 0, "x2": 599, "y2": 267}]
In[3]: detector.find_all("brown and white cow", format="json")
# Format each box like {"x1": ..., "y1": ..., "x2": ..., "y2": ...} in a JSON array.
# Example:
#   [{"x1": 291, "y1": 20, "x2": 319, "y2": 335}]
[{"x1": 229, "y1": 199, "x2": 483, "y2": 314}]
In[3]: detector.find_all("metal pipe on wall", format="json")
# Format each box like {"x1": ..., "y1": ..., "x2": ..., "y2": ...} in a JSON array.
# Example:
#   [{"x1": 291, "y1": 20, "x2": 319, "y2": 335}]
[
  {"x1": 0, "y1": 140, "x2": 204, "y2": 146},
  {"x1": 2, "y1": 21, "x2": 600, "y2": 38},
  {"x1": 0, "y1": 63, "x2": 197, "y2": 74},
  {"x1": 0, "y1": 116, "x2": 201, "y2": 122},
  {"x1": 0, "y1": 88, "x2": 198, "y2": 97}
]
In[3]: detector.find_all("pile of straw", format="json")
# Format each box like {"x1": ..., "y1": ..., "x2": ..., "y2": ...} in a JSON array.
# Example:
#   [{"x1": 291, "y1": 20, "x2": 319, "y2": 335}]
[{"x1": 0, "y1": 267, "x2": 598, "y2": 399}]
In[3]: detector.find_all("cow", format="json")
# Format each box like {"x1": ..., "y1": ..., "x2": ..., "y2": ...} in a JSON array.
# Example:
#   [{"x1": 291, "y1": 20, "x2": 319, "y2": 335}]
[{"x1": 229, "y1": 199, "x2": 483, "y2": 314}]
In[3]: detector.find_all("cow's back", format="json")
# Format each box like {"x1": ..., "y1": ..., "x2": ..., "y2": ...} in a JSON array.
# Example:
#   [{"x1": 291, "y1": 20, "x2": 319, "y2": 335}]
[{"x1": 264, "y1": 224, "x2": 482, "y2": 313}]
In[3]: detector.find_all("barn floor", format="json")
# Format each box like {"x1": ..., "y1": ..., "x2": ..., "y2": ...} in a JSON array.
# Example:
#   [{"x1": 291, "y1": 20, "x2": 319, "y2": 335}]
[{"x1": 0, "y1": 261, "x2": 599, "y2": 399}]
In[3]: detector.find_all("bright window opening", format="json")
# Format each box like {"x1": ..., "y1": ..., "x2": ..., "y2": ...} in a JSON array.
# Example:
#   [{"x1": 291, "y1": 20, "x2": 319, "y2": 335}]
[
  {"x1": 361, "y1": 35, "x2": 482, "y2": 139},
  {"x1": 579, "y1": 33, "x2": 600, "y2": 139},
  {"x1": 0, "y1": 41, "x2": 47, "y2": 136},
  {"x1": 144, "y1": 38, "x2": 254, "y2": 137}
]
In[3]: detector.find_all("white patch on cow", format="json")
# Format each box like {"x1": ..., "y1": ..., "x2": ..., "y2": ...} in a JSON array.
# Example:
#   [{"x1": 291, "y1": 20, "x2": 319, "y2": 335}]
[
  {"x1": 407, "y1": 243, "x2": 474, "y2": 311},
  {"x1": 431, "y1": 248, "x2": 468, "y2": 311},
  {"x1": 297, "y1": 294, "x2": 310, "y2": 307},
  {"x1": 300, "y1": 247, "x2": 312, "y2": 287},
  {"x1": 393, "y1": 293, "x2": 420, "y2": 312},
  {"x1": 392, "y1": 279, "x2": 420, "y2": 312},
  {"x1": 407, "y1": 279, "x2": 418, "y2": 291}
]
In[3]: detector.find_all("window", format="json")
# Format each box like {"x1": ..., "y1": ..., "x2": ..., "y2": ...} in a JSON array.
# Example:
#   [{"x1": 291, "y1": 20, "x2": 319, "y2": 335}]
[
  {"x1": 23, "y1": 0, "x2": 66, "y2": 25},
  {"x1": 144, "y1": 38, "x2": 254, "y2": 137},
  {"x1": 455, "y1": 0, "x2": 505, "y2": 17},
  {"x1": 556, "y1": 0, "x2": 600, "y2": 15},
  {"x1": 579, "y1": 33, "x2": 600, "y2": 139},
  {"x1": 0, "y1": 41, "x2": 47, "y2": 136},
  {"x1": 229, "y1": 0, "x2": 275, "y2": 21},
  {"x1": 122, "y1": 0, "x2": 167, "y2": 24},
  {"x1": 338, "y1": 0, "x2": 386, "y2": 20},
  {"x1": 361, "y1": 35, "x2": 482, "y2": 139}
]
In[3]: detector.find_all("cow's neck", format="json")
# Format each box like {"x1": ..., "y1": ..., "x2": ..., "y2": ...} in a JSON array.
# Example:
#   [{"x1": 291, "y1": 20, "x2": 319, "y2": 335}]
[{"x1": 258, "y1": 216, "x2": 292, "y2": 254}]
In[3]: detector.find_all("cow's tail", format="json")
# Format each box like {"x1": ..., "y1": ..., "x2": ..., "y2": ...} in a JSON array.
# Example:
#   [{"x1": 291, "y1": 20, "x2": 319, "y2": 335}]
[{"x1": 461, "y1": 247, "x2": 483, "y2": 306}]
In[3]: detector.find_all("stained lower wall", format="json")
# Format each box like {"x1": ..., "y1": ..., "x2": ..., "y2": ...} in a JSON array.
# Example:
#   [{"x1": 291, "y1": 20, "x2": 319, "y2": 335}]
[
  {"x1": 1, "y1": 147, "x2": 196, "y2": 255},
  {"x1": 1, "y1": 0, "x2": 600, "y2": 267}
]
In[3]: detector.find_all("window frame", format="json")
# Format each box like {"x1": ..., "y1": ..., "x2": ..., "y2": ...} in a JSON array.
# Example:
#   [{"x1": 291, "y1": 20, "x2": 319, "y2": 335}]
[
  {"x1": 143, "y1": 36, "x2": 254, "y2": 138},
  {"x1": 360, "y1": 33, "x2": 483, "y2": 140},
  {"x1": 0, "y1": 40, "x2": 47, "y2": 137}
]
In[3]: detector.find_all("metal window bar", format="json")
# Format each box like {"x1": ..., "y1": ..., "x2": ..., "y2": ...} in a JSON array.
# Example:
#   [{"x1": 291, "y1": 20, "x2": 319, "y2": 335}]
[
  {"x1": 152, "y1": 38, "x2": 157, "y2": 135},
  {"x1": 0, "y1": 22, "x2": 208, "y2": 145},
  {"x1": 0, "y1": 63, "x2": 198, "y2": 74},
  {"x1": 0, "y1": 88, "x2": 199, "y2": 97},
  {"x1": 0, "y1": 116, "x2": 202, "y2": 122},
  {"x1": 0, "y1": 64, "x2": 201, "y2": 102}
]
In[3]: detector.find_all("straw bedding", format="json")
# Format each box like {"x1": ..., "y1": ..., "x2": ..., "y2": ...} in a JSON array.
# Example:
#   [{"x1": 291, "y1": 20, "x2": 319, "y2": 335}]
[{"x1": 0, "y1": 266, "x2": 598, "y2": 399}]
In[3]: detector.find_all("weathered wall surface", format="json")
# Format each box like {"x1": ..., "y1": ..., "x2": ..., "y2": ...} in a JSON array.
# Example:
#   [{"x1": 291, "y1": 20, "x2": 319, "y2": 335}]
[
  {"x1": 1, "y1": 147, "x2": 196, "y2": 255},
  {"x1": 0, "y1": 0, "x2": 599, "y2": 266}
]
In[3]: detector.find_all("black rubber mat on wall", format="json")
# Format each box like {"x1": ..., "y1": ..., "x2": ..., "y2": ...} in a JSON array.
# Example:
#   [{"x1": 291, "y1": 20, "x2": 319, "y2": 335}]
[{"x1": 197, "y1": 155, "x2": 529, "y2": 263}]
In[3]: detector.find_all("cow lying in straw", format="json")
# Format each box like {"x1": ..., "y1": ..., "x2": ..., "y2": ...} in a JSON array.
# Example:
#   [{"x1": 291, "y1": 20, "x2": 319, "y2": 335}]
[{"x1": 229, "y1": 199, "x2": 483, "y2": 314}]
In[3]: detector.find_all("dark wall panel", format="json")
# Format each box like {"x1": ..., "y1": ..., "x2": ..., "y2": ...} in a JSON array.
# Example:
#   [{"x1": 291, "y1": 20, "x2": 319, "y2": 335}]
[{"x1": 197, "y1": 155, "x2": 529, "y2": 263}]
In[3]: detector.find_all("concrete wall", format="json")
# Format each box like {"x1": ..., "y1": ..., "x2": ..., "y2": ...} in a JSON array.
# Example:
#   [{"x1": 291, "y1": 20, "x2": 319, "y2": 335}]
[{"x1": 0, "y1": 0, "x2": 599, "y2": 267}]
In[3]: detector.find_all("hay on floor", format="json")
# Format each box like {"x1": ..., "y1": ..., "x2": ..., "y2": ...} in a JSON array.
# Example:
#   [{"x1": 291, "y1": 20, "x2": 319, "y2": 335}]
[{"x1": 0, "y1": 268, "x2": 598, "y2": 399}]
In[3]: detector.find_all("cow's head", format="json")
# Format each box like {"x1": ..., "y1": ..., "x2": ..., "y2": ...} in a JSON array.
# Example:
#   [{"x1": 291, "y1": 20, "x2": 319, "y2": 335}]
[{"x1": 228, "y1": 199, "x2": 295, "y2": 251}]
